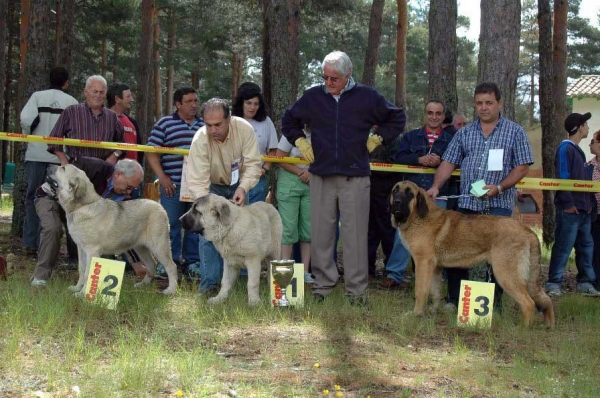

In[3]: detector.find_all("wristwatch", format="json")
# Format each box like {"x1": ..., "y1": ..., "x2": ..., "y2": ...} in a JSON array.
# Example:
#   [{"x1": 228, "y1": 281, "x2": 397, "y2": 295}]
[
  {"x1": 496, "y1": 184, "x2": 503, "y2": 194},
  {"x1": 113, "y1": 150, "x2": 123, "y2": 157}
]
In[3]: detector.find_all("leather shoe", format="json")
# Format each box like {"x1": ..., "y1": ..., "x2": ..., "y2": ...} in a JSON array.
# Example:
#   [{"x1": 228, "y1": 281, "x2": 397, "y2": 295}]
[{"x1": 381, "y1": 278, "x2": 403, "y2": 290}]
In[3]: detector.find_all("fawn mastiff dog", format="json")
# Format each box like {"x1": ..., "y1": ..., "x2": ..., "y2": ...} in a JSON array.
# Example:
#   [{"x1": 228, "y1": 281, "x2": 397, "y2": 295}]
[
  {"x1": 180, "y1": 194, "x2": 282, "y2": 306},
  {"x1": 390, "y1": 181, "x2": 554, "y2": 327},
  {"x1": 47, "y1": 164, "x2": 178, "y2": 295}
]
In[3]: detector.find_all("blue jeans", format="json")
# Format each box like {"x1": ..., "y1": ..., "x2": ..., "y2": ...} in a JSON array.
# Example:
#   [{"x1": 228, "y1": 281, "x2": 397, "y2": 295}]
[
  {"x1": 386, "y1": 199, "x2": 447, "y2": 282},
  {"x1": 199, "y1": 183, "x2": 246, "y2": 292},
  {"x1": 546, "y1": 209, "x2": 595, "y2": 289},
  {"x1": 248, "y1": 176, "x2": 267, "y2": 204},
  {"x1": 159, "y1": 183, "x2": 199, "y2": 265},
  {"x1": 23, "y1": 161, "x2": 56, "y2": 247}
]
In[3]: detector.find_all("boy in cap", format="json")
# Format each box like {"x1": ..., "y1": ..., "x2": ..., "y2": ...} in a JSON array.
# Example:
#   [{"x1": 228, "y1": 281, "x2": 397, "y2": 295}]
[{"x1": 546, "y1": 112, "x2": 600, "y2": 297}]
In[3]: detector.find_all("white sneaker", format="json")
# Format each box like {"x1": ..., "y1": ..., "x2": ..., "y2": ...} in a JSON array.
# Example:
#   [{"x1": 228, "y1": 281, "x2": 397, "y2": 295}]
[
  {"x1": 304, "y1": 272, "x2": 315, "y2": 284},
  {"x1": 31, "y1": 278, "x2": 47, "y2": 287}
]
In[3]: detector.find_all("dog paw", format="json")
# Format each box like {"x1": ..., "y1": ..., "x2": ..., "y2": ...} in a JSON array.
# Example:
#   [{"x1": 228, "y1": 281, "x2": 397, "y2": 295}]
[
  {"x1": 248, "y1": 298, "x2": 261, "y2": 306},
  {"x1": 68, "y1": 285, "x2": 82, "y2": 292},
  {"x1": 161, "y1": 287, "x2": 177, "y2": 295},
  {"x1": 73, "y1": 290, "x2": 85, "y2": 299}
]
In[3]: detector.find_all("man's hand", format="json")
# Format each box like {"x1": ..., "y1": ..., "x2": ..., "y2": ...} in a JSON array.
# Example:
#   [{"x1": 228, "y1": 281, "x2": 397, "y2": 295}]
[
  {"x1": 564, "y1": 206, "x2": 579, "y2": 214},
  {"x1": 418, "y1": 154, "x2": 441, "y2": 167},
  {"x1": 426, "y1": 187, "x2": 439, "y2": 200},
  {"x1": 298, "y1": 168, "x2": 310, "y2": 184},
  {"x1": 232, "y1": 187, "x2": 246, "y2": 206},
  {"x1": 158, "y1": 175, "x2": 176, "y2": 197},
  {"x1": 295, "y1": 137, "x2": 314, "y2": 163},
  {"x1": 483, "y1": 184, "x2": 500, "y2": 198},
  {"x1": 366, "y1": 135, "x2": 382, "y2": 153},
  {"x1": 106, "y1": 153, "x2": 119, "y2": 166}
]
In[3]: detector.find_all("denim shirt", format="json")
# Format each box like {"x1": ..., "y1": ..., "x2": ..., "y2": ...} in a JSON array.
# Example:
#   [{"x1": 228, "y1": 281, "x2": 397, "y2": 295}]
[{"x1": 396, "y1": 126, "x2": 453, "y2": 192}]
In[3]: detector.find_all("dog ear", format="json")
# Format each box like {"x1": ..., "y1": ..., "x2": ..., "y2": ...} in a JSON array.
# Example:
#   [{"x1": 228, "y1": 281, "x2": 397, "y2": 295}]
[
  {"x1": 416, "y1": 190, "x2": 429, "y2": 218},
  {"x1": 71, "y1": 176, "x2": 86, "y2": 202},
  {"x1": 211, "y1": 201, "x2": 232, "y2": 224}
]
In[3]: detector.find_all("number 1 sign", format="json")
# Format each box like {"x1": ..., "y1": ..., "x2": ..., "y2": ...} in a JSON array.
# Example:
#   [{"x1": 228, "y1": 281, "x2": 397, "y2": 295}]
[{"x1": 84, "y1": 257, "x2": 126, "y2": 310}]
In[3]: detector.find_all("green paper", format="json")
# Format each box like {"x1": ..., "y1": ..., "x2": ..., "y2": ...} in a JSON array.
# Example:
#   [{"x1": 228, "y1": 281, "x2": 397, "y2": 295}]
[{"x1": 470, "y1": 179, "x2": 490, "y2": 198}]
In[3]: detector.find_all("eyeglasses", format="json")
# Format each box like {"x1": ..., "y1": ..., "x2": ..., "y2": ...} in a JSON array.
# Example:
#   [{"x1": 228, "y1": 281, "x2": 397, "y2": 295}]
[{"x1": 322, "y1": 75, "x2": 340, "y2": 83}]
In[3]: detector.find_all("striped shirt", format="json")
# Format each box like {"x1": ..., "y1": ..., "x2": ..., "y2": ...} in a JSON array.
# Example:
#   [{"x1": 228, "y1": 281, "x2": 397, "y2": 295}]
[
  {"x1": 442, "y1": 116, "x2": 534, "y2": 211},
  {"x1": 147, "y1": 112, "x2": 204, "y2": 183},
  {"x1": 47, "y1": 103, "x2": 124, "y2": 160}
]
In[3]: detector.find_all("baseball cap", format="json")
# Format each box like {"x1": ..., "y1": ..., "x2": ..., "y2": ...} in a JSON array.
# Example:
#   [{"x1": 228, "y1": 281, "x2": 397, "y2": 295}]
[{"x1": 564, "y1": 112, "x2": 591, "y2": 135}]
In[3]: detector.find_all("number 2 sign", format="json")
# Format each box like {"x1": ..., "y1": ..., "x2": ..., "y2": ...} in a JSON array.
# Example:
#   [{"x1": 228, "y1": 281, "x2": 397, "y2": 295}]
[
  {"x1": 84, "y1": 257, "x2": 125, "y2": 310},
  {"x1": 457, "y1": 280, "x2": 495, "y2": 328}
]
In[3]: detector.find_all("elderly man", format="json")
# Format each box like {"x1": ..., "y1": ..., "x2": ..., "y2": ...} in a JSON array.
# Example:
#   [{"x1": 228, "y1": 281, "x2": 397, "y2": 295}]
[
  {"x1": 453, "y1": 114, "x2": 467, "y2": 131},
  {"x1": 147, "y1": 87, "x2": 204, "y2": 278},
  {"x1": 47, "y1": 75, "x2": 125, "y2": 165},
  {"x1": 20, "y1": 67, "x2": 79, "y2": 255},
  {"x1": 282, "y1": 50, "x2": 406, "y2": 305},
  {"x1": 107, "y1": 82, "x2": 143, "y2": 162},
  {"x1": 187, "y1": 98, "x2": 262, "y2": 295},
  {"x1": 427, "y1": 82, "x2": 534, "y2": 312},
  {"x1": 31, "y1": 158, "x2": 143, "y2": 286}
]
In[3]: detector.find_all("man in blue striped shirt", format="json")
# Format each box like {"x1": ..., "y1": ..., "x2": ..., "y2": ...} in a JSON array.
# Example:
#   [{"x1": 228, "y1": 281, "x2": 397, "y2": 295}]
[
  {"x1": 427, "y1": 82, "x2": 534, "y2": 311},
  {"x1": 147, "y1": 87, "x2": 204, "y2": 277}
]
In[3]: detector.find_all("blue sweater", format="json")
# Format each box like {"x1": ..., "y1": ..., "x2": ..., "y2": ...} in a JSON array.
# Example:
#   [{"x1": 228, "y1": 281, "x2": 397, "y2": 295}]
[
  {"x1": 281, "y1": 80, "x2": 406, "y2": 177},
  {"x1": 554, "y1": 140, "x2": 593, "y2": 211}
]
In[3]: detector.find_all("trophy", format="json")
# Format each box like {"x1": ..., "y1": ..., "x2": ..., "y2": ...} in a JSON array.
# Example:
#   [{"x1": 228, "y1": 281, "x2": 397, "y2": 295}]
[{"x1": 270, "y1": 259, "x2": 296, "y2": 307}]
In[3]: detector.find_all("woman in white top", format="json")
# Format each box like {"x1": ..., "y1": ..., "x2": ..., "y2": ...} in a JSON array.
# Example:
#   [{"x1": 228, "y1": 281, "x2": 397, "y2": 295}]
[{"x1": 231, "y1": 83, "x2": 278, "y2": 203}]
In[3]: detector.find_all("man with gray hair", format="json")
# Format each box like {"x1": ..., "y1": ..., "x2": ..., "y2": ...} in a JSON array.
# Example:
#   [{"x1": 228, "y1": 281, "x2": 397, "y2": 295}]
[
  {"x1": 31, "y1": 158, "x2": 144, "y2": 286},
  {"x1": 187, "y1": 98, "x2": 262, "y2": 296},
  {"x1": 282, "y1": 50, "x2": 406, "y2": 305},
  {"x1": 47, "y1": 75, "x2": 125, "y2": 165}
]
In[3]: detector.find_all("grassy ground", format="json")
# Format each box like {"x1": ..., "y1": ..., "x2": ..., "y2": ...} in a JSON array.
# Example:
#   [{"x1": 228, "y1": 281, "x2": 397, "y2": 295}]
[{"x1": 1, "y1": 199, "x2": 599, "y2": 397}]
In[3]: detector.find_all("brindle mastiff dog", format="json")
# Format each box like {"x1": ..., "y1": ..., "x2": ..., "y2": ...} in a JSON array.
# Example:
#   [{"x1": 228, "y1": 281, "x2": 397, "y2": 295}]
[{"x1": 390, "y1": 181, "x2": 554, "y2": 328}]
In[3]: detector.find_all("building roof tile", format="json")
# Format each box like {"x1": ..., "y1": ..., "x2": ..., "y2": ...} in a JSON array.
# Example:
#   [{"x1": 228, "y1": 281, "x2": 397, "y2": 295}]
[{"x1": 567, "y1": 75, "x2": 600, "y2": 97}]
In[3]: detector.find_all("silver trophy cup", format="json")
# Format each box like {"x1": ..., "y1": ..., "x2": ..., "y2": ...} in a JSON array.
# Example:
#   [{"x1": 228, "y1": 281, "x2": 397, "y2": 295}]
[{"x1": 271, "y1": 259, "x2": 295, "y2": 307}]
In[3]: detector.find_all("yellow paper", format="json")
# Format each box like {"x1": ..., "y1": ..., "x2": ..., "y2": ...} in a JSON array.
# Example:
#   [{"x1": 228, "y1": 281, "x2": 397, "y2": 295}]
[
  {"x1": 84, "y1": 257, "x2": 125, "y2": 310},
  {"x1": 457, "y1": 280, "x2": 495, "y2": 328},
  {"x1": 269, "y1": 263, "x2": 304, "y2": 308}
]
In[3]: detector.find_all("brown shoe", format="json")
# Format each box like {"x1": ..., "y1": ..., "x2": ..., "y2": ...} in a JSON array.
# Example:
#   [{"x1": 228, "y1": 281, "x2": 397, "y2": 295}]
[{"x1": 381, "y1": 278, "x2": 402, "y2": 290}]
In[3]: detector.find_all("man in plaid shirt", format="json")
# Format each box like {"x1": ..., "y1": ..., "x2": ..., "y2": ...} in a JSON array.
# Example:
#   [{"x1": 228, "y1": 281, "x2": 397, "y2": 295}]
[{"x1": 427, "y1": 82, "x2": 534, "y2": 312}]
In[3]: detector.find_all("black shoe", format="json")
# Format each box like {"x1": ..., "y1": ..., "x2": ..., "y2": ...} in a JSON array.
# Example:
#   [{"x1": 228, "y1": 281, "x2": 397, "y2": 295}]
[{"x1": 312, "y1": 293, "x2": 325, "y2": 303}]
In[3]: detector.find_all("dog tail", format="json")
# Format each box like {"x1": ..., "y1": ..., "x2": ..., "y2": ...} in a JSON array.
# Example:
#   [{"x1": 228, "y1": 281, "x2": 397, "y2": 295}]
[{"x1": 527, "y1": 233, "x2": 555, "y2": 328}]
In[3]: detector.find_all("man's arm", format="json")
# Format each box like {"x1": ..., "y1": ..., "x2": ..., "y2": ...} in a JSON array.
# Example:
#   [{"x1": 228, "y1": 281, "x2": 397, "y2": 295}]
[
  {"x1": 20, "y1": 93, "x2": 38, "y2": 134},
  {"x1": 146, "y1": 152, "x2": 175, "y2": 197},
  {"x1": 186, "y1": 132, "x2": 212, "y2": 199},
  {"x1": 485, "y1": 164, "x2": 530, "y2": 197},
  {"x1": 426, "y1": 161, "x2": 456, "y2": 199}
]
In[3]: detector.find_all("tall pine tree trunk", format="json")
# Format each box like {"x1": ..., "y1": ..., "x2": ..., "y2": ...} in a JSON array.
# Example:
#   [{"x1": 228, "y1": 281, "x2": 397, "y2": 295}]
[
  {"x1": 0, "y1": 0, "x2": 7, "y2": 135},
  {"x1": 153, "y1": 9, "x2": 162, "y2": 120},
  {"x1": 428, "y1": 0, "x2": 457, "y2": 112},
  {"x1": 231, "y1": 52, "x2": 245, "y2": 100},
  {"x1": 261, "y1": 0, "x2": 300, "y2": 131},
  {"x1": 12, "y1": 0, "x2": 52, "y2": 237},
  {"x1": 477, "y1": 0, "x2": 521, "y2": 120},
  {"x1": 165, "y1": 8, "x2": 176, "y2": 115},
  {"x1": 395, "y1": 0, "x2": 408, "y2": 110},
  {"x1": 55, "y1": 0, "x2": 75, "y2": 71},
  {"x1": 137, "y1": 0, "x2": 155, "y2": 180},
  {"x1": 362, "y1": 0, "x2": 385, "y2": 87}
]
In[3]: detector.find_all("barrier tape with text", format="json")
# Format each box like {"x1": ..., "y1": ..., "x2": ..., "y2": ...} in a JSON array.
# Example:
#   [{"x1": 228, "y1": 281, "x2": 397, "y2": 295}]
[{"x1": 2, "y1": 131, "x2": 599, "y2": 193}]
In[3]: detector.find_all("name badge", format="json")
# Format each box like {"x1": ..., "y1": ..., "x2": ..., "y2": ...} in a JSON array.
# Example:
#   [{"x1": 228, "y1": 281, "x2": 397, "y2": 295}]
[
  {"x1": 488, "y1": 149, "x2": 504, "y2": 171},
  {"x1": 457, "y1": 280, "x2": 495, "y2": 328},
  {"x1": 231, "y1": 157, "x2": 244, "y2": 186}
]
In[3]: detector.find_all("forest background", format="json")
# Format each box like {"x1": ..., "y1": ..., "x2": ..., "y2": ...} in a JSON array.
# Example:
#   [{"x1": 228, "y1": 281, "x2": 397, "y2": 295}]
[{"x1": 0, "y1": 0, "x2": 599, "y2": 242}]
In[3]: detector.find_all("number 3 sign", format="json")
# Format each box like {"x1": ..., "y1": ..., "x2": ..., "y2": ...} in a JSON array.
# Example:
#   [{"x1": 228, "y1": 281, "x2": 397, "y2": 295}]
[
  {"x1": 84, "y1": 257, "x2": 125, "y2": 310},
  {"x1": 457, "y1": 280, "x2": 495, "y2": 328}
]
